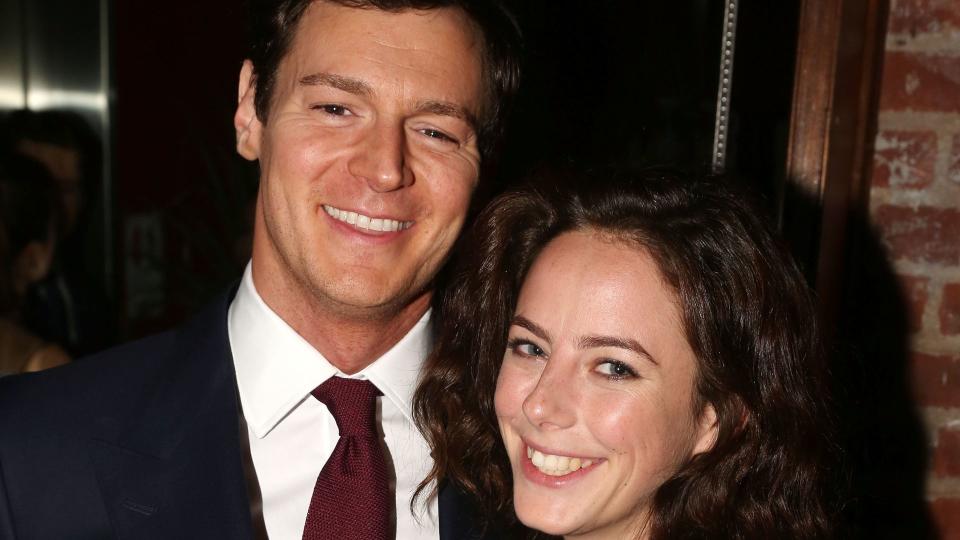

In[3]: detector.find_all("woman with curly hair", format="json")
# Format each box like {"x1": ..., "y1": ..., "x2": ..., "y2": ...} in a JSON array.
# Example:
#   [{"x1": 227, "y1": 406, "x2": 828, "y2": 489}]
[{"x1": 414, "y1": 167, "x2": 838, "y2": 539}]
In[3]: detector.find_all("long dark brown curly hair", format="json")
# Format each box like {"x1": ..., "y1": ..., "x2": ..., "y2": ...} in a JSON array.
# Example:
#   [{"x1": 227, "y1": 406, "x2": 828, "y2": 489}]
[{"x1": 414, "y1": 166, "x2": 839, "y2": 539}]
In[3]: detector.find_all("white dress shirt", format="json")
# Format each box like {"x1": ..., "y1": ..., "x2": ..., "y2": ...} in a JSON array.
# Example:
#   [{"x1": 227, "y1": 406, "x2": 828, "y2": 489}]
[{"x1": 228, "y1": 264, "x2": 439, "y2": 540}]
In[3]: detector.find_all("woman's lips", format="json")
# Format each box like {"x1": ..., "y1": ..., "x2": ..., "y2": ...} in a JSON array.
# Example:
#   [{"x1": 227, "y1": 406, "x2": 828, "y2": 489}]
[
  {"x1": 521, "y1": 441, "x2": 603, "y2": 487},
  {"x1": 528, "y1": 446, "x2": 595, "y2": 475}
]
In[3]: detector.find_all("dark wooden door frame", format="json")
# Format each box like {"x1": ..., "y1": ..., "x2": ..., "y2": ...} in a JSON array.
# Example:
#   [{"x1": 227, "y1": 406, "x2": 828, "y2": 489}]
[{"x1": 782, "y1": 0, "x2": 889, "y2": 336}]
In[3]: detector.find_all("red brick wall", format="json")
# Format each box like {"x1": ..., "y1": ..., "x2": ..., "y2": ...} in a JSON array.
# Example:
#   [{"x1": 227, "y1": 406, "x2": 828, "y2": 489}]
[{"x1": 871, "y1": 0, "x2": 960, "y2": 536}]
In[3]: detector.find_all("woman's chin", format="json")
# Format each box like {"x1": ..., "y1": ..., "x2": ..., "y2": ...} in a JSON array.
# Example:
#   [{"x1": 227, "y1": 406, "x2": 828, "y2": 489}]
[
  {"x1": 516, "y1": 513, "x2": 574, "y2": 537},
  {"x1": 513, "y1": 497, "x2": 583, "y2": 537},
  {"x1": 514, "y1": 493, "x2": 648, "y2": 540}
]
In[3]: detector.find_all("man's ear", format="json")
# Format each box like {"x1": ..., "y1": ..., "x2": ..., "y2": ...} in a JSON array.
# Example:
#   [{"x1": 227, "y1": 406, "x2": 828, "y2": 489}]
[
  {"x1": 235, "y1": 60, "x2": 263, "y2": 161},
  {"x1": 692, "y1": 403, "x2": 720, "y2": 456}
]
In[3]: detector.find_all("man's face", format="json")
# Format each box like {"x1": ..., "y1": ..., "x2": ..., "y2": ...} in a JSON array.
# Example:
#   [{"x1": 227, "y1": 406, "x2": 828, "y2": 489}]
[
  {"x1": 235, "y1": 2, "x2": 484, "y2": 319},
  {"x1": 17, "y1": 140, "x2": 83, "y2": 234}
]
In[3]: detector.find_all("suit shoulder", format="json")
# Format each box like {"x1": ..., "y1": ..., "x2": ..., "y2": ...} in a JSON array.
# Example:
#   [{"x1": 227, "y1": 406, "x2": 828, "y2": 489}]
[
  {"x1": 0, "y1": 287, "x2": 234, "y2": 445},
  {"x1": 0, "y1": 328, "x2": 181, "y2": 434}
]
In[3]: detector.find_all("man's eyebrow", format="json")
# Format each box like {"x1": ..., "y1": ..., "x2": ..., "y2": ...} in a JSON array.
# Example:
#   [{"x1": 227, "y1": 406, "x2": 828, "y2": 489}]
[
  {"x1": 579, "y1": 335, "x2": 660, "y2": 366},
  {"x1": 416, "y1": 100, "x2": 480, "y2": 132},
  {"x1": 298, "y1": 72, "x2": 372, "y2": 96},
  {"x1": 511, "y1": 315, "x2": 550, "y2": 343}
]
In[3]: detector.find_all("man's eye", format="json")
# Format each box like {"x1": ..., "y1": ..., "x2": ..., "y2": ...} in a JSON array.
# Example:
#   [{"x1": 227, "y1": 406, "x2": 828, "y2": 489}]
[
  {"x1": 507, "y1": 338, "x2": 545, "y2": 358},
  {"x1": 313, "y1": 104, "x2": 350, "y2": 116},
  {"x1": 595, "y1": 360, "x2": 638, "y2": 380},
  {"x1": 421, "y1": 128, "x2": 457, "y2": 144}
]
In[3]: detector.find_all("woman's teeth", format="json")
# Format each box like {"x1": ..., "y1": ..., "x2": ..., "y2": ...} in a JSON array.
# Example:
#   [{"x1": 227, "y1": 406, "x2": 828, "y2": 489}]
[
  {"x1": 527, "y1": 447, "x2": 593, "y2": 476},
  {"x1": 323, "y1": 204, "x2": 413, "y2": 232}
]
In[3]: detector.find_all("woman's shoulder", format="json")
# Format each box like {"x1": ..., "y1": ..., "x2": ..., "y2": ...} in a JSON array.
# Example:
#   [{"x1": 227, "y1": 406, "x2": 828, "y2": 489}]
[
  {"x1": 22, "y1": 343, "x2": 70, "y2": 372},
  {"x1": 0, "y1": 318, "x2": 50, "y2": 374}
]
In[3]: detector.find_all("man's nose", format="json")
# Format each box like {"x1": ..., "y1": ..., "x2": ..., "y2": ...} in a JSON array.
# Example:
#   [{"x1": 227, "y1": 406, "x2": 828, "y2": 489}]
[
  {"x1": 521, "y1": 361, "x2": 577, "y2": 430},
  {"x1": 348, "y1": 121, "x2": 413, "y2": 192}
]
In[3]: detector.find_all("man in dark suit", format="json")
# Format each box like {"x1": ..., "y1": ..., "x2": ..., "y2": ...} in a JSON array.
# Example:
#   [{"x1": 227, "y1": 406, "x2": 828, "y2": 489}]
[{"x1": 0, "y1": 1, "x2": 521, "y2": 538}]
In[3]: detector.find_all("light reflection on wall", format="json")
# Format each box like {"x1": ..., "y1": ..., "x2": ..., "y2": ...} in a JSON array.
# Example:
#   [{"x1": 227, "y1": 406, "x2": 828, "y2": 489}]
[
  {"x1": 0, "y1": 86, "x2": 26, "y2": 109},
  {"x1": 25, "y1": 89, "x2": 108, "y2": 112},
  {"x1": 0, "y1": 0, "x2": 110, "y2": 126}
]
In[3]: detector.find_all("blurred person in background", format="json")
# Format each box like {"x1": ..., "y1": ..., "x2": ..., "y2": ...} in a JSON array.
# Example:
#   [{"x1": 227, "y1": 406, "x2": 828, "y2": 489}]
[
  {"x1": 0, "y1": 109, "x2": 114, "y2": 357},
  {"x1": 0, "y1": 152, "x2": 71, "y2": 374}
]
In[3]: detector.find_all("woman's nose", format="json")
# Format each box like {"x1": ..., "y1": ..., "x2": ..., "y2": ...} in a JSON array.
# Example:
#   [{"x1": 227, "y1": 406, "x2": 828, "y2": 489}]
[{"x1": 521, "y1": 364, "x2": 577, "y2": 430}]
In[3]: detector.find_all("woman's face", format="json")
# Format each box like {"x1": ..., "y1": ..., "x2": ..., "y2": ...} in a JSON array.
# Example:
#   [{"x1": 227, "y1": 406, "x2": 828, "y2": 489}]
[{"x1": 495, "y1": 230, "x2": 717, "y2": 539}]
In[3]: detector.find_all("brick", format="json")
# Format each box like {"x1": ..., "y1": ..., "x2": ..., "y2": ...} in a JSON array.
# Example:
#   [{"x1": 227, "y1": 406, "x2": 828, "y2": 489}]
[
  {"x1": 879, "y1": 52, "x2": 960, "y2": 112},
  {"x1": 889, "y1": 0, "x2": 960, "y2": 35},
  {"x1": 899, "y1": 274, "x2": 930, "y2": 332},
  {"x1": 873, "y1": 130, "x2": 938, "y2": 188},
  {"x1": 949, "y1": 133, "x2": 960, "y2": 186},
  {"x1": 934, "y1": 427, "x2": 960, "y2": 477},
  {"x1": 930, "y1": 498, "x2": 960, "y2": 540},
  {"x1": 944, "y1": 283, "x2": 960, "y2": 335},
  {"x1": 912, "y1": 352, "x2": 960, "y2": 407},
  {"x1": 873, "y1": 205, "x2": 960, "y2": 265}
]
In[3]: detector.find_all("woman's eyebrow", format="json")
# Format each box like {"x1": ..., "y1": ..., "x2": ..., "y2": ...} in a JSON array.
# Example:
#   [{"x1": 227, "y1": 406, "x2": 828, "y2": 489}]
[
  {"x1": 510, "y1": 315, "x2": 550, "y2": 342},
  {"x1": 578, "y1": 335, "x2": 659, "y2": 366}
]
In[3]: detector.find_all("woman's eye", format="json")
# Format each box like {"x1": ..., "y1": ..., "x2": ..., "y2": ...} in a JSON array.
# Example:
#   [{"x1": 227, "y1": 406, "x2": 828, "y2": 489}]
[
  {"x1": 313, "y1": 104, "x2": 350, "y2": 116},
  {"x1": 507, "y1": 338, "x2": 545, "y2": 358},
  {"x1": 595, "y1": 360, "x2": 638, "y2": 380}
]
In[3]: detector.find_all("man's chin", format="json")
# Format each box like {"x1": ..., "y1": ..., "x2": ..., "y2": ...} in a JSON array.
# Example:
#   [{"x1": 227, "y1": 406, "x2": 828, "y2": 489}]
[{"x1": 306, "y1": 277, "x2": 432, "y2": 322}]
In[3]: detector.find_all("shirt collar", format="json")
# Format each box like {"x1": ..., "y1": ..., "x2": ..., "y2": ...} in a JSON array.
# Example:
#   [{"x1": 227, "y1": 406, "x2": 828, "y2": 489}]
[{"x1": 228, "y1": 263, "x2": 432, "y2": 439}]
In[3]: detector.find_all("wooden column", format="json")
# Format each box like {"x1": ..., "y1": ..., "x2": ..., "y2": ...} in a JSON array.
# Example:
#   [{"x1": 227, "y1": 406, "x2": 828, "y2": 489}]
[{"x1": 782, "y1": 0, "x2": 888, "y2": 336}]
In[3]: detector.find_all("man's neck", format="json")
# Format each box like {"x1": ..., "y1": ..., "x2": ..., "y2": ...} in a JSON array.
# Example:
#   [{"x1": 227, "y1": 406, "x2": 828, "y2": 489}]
[{"x1": 250, "y1": 263, "x2": 431, "y2": 375}]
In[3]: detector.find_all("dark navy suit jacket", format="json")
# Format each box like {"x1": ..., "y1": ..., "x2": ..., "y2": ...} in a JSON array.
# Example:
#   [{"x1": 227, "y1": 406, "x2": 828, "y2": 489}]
[{"x1": 0, "y1": 289, "x2": 488, "y2": 539}]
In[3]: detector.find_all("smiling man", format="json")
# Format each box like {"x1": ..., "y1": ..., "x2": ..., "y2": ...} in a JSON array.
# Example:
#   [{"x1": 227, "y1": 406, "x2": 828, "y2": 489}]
[
  {"x1": 237, "y1": 3, "x2": 486, "y2": 372},
  {"x1": 0, "y1": 1, "x2": 521, "y2": 539}
]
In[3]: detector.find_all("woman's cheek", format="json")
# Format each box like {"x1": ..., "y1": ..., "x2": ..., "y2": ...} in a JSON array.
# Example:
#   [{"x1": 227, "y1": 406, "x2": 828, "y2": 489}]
[{"x1": 494, "y1": 361, "x2": 524, "y2": 420}]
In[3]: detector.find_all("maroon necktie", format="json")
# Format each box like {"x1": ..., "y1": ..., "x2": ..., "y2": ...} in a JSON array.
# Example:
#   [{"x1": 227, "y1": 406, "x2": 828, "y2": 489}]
[{"x1": 302, "y1": 377, "x2": 392, "y2": 540}]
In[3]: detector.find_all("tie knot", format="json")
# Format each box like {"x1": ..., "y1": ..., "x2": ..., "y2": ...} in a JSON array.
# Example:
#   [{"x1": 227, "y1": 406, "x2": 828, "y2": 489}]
[{"x1": 311, "y1": 377, "x2": 382, "y2": 437}]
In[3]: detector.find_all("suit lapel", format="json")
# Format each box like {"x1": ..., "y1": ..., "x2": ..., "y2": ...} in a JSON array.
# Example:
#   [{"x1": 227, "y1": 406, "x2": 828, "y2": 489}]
[
  {"x1": 89, "y1": 288, "x2": 255, "y2": 540},
  {"x1": 440, "y1": 480, "x2": 510, "y2": 540},
  {"x1": 439, "y1": 481, "x2": 471, "y2": 540}
]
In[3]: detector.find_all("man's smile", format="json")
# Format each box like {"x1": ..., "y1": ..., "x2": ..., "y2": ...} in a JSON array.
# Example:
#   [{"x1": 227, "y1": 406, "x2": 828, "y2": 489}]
[{"x1": 322, "y1": 204, "x2": 414, "y2": 233}]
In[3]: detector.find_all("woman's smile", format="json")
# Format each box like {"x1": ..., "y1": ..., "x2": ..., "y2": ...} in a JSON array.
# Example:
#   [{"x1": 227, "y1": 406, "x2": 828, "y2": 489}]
[{"x1": 520, "y1": 440, "x2": 604, "y2": 486}]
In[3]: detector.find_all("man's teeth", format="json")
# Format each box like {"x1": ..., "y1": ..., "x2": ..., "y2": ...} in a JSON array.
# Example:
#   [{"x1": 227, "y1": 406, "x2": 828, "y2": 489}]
[
  {"x1": 527, "y1": 447, "x2": 593, "y2": 476},
  {"x1": 323, "y1": 205, "x2": 412, "y2": 232}
]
